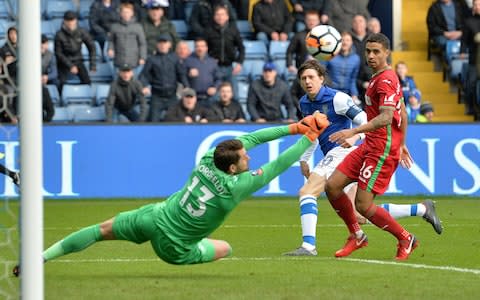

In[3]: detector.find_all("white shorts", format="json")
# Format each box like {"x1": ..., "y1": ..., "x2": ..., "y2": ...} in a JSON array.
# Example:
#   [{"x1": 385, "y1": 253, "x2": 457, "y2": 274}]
[{"x1": 311, "y1": 146, "x2": 358, "y2": 193}]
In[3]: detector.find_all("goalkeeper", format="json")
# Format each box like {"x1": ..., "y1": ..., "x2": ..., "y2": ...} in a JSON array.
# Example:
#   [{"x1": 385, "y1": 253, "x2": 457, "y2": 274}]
[{"x1": 14, "y1": 113, "x2": 328, "y2": 275}]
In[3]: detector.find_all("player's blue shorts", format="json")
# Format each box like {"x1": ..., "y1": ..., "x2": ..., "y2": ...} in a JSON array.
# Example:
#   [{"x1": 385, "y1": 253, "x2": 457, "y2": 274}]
[{"x1": 112, "y1": 203, "x2": 216, "y2": 265}]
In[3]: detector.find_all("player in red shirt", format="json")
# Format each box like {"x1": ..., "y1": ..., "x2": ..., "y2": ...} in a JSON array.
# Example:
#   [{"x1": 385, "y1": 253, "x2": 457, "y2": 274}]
[{"x1": 325, "y1": 33, "x2": 417, "y2": 260}]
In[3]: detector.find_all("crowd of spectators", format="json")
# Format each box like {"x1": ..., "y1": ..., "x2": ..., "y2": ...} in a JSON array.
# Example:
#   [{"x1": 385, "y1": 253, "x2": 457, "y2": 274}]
[{"x1": 1, "y1": 0, "x2": 467, "y2": 124}]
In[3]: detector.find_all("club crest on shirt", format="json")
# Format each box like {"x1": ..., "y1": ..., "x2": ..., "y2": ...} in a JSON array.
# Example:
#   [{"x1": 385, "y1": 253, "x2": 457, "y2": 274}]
[{"x1": 251, "y1": 169, "x2": 263, "y2": 176}]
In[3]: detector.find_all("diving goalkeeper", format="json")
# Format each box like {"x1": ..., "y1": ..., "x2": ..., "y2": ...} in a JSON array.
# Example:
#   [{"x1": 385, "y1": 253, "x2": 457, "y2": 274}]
[{"x1": 14, "y1": 113, "x2": 328, "y2": 275}]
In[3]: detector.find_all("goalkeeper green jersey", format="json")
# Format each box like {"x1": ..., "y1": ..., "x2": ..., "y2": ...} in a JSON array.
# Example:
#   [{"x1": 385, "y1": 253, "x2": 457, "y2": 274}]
[{"x1": 153, "y1": 125, "x2": 313, "y2": 244}]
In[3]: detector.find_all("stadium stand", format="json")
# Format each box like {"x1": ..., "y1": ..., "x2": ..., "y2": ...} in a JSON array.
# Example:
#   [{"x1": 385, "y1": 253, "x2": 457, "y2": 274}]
[
  {"x1": 44, "y1": 0, "x2": 76, "y2": 20},
  {"x1": 46, "y1": 84, "x2": 61, "y2": 106},
  {"x1": 171, "y1": 19, "x2": 189, "y2": 40},
  {"x1": 51, "y1": 106, "x2": 73, "y2": 122},
  {"x1": 62, "y1": 84, "x2": 94, "y2": 106}
]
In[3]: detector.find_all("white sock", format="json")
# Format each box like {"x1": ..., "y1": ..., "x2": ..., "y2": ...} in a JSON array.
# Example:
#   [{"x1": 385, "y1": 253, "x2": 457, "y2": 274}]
[
  {"x1": 380, "y1": 203, "x2": 426, "y2": 219},
  {"x1": 299, "y1": 194, "x2": 317, "y2": 251}
]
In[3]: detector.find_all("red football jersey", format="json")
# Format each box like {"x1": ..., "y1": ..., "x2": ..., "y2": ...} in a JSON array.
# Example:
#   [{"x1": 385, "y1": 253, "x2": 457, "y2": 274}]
[{"x1": 364, "y1": 68, "x2": 403, "y2": 158}]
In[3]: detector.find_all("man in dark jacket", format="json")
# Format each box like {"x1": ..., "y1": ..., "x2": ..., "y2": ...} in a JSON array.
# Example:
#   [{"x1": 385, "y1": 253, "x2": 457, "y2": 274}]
[
  {"x1": 427, "y1": 0, "x2": 468, "y2": 49},
  {"x1": 55, "y1": 10, "x2": 96, "y2": 90},
  {"x1": 139, "y1": 34, "x2": 189, "y2": 122},
  {"x1": 189, "y1": 0, "x2": 237, "y2": 39},
  {"x1": 89, "y1": 0, "x2": 120, "y2": 50},
  {"x1": 204, "y1": 5, "x2": 244, "y2": 83},
  {"x1": 290, "y1": 0, "x2": 330, "y2": 32},
  {"x1": 247, "y1": 62, "x2": 296, "y2": 122},
  {"x1": 164, "y1": 87, "x2": 216, "y2": 123},
  {"x1": 252, "y1": 0, "x2": 293, "y2": 46},
  {"x1": 106, "y1": 63, "x2": 148, "y2": 122}
]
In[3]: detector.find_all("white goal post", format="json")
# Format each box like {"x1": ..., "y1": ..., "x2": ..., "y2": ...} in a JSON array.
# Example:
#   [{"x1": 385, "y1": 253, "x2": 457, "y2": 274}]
[{"x1": 18, "y1": 0, "x2": 44, "y2": 299}]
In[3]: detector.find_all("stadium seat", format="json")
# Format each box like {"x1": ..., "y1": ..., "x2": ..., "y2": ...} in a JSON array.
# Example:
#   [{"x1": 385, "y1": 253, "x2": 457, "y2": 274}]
[
  {"x1": 249, "y1": 60, "x2": 264, "y2": 80},
  {"x1": 41, "y1": 20, "x2": 57, "y2": 40},
  {"x1": 94, "y1": 83, "x2": 110, "y2": 106},
  {"x1": 81, "y1": 41, "x2": 103, "y2": 63},
  {"x1": 236, "y1": 20, "x2": 254, "y2": 40},
  {"x1": 243, "y1": 40, "x2": 268, "y2": 60},
  {"x1": 445, "y1": 40, "x2": 461, "y2": 63},
  {"x1": 450, "y1": 58, "x2": 468, "y2": 82},
  {"x1": 0, "y1": 0, "x2": 12, "y2": 20},
  {"x1": 273, "y1": 59, "x2": 288, "y2": 79},
  {"x1": 269, "y1": 41, "x2": 289, "y2": 60},
  {"x1": 0, "y1": 19, "x2": 15, "y2": 37},
  {"x1": 44, "y1": 0, "x2": 76, "y2": 19},
  {"x1": 88, "y1": 62, "x2": 114, "y2": 83},
  {"x1": 236, "y1": 80, "x2": 249, "y2": 104},
  {"x1": 62, "y1": 84, "x2": 94, "y2": 106},
  {"x1": 78, "y1": 0, "x2": 94, "y2": 20},
  {"x1": 171, "y1": 20, "x2": 189, "y2": 39},
  {"x1": 71, "y1": 105, "x2": 105, "y2": 122},
  {"x1": 235, "y1": 60, "x2": 253, "y2": 83},
  {"x1": 46, "y1": 84, "x2": 61, "y2": 106},
  {"x1": 51, "y1": 106, "x2": 73, "y2": 122}
]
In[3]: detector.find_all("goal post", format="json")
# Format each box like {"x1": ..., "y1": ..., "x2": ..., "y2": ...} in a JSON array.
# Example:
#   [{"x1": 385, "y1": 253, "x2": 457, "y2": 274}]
[{"x1": 18, "y1": 0, "x2": 44, "y2": 299}]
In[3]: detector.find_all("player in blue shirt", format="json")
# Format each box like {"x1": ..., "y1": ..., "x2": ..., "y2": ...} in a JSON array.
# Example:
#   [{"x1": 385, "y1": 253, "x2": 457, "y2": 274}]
[{"x1": 283, "y1": 60, "x2": 442, "y2": 256}]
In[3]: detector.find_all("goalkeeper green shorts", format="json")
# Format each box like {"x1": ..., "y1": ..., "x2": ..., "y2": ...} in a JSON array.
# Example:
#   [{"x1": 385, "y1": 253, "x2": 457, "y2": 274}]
[{"x1": 112, "y1": 203, "x2": 216, "y2": 265}]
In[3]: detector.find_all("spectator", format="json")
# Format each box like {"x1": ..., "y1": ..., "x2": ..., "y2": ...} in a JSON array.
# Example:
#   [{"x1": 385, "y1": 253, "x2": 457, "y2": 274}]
[
  {"x1": 106, "y1": 63, "x2": 148, "y2": 122},
  {"x1": 141, "y1": 0, "x2": 179, "y2": 56},
  {"x1": 0, "y1": 26, "x2": 17, "y2": 86},
  {"x1": 395, "y1": 61, "x2": 418, "y2": 104},
  {"x1": 324, "y1": 31, "x2": 360, "y2": 102},
  {"x1": 41, "y1": 34, "x2": 59, "y2": 88},
  {"x1": 405, "y1": 89, "x2": 422, "y2": 123},
  {"x1": 55, "y1": 11, "x2": 96, "y2": 90},
  {"x1": 290, "y1": 0, "x2": 330, "y2": 32},
  {"x1": 108, "y1": 2, "x2": 147, "y2": 74},
  {"x1": 175, "y1": 40, "x2": 192, "y2": 63},
  {"x1": 211, "y1": 82, "x2": 246, "y2": 122},
  {"x1": 460, "y1": 0, "x2": 480, "y2": 116},
  {"x1": 89, "y1": 0, "x2": 120, "y2": 50},
  {"x1": 351, "y1": 14, "x2": 370, "y2": 105},
  {"x1": 416, "y1": 102, "x2": 435, "y2": 123},
  {"x1": 427, "y1": 0, "x2": 467, "y2": 49},
  {"x1": 286, "y1": 10, "x2": 320, "y2": 74},
  {"x1": 184, "y1": 38, "x2": 223, "y2": 106},
  {"x1": 367, "y1": 17, "x2": 382, "y2": 34},
  {"x1": 204, "y1": 5, "x2": 244, "y2": 83},
  {"x1": 189, "y1": 0, "x2": 237, "y2": 39},
  {"x1": 164, "y1": 87, "x2": 216, "y2": 122},
  {"x1": 252, "y1": 0, "x2": 293, "y2": 47},
  {"x1": 329, "y1": 0, "x2": 370, "y2": 33},
  {"x1": 247, "y1": 62, "x2": 296, "y2": 123},
  {"x1": 139, "y1": 34, "x2": 189, "y2": 122}
]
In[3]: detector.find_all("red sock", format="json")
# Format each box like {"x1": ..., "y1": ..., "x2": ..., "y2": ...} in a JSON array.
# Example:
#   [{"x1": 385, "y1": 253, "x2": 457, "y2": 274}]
[
  {"x1": 366, "y1": 204, "x2": 410, "y2": 240},
  {"x1": 328, "y1": 192, "x2": 361, "y2": 234}
]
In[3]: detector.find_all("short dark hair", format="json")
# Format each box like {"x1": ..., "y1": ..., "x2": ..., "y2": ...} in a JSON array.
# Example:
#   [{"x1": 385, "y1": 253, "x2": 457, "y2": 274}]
[
  {"x1": 214, "y1": 139, "x2": 243, "y2": 173},
  {"x1": 297, "y1": 59, "x2": 327, "y2": 80},
  {"x1": 366, "y1": 33, "x2": 390, "y2": 50},
  {"x1": 218, "y1": 81, "x2": 233, "y2": 90}
]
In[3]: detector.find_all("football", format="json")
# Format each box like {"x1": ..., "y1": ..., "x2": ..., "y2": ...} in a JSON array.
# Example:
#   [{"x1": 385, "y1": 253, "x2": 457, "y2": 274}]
[{"x1": 305, "y1": 25, "x2": 342, "y2": 61}]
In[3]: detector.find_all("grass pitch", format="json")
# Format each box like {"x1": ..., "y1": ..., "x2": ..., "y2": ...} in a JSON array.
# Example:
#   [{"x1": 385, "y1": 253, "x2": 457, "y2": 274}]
[{"x1": 1, "y1": 197, "x2": 480, "y2": 299}]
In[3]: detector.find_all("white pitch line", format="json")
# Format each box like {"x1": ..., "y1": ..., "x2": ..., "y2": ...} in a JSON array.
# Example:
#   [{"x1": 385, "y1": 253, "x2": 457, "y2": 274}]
[{"x1": 6, "y1": 256, "x2": 476, "y2": 276}]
